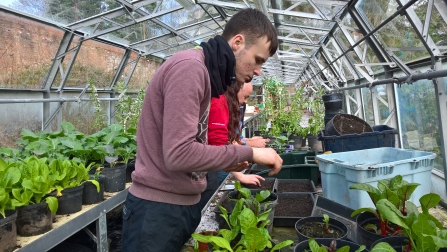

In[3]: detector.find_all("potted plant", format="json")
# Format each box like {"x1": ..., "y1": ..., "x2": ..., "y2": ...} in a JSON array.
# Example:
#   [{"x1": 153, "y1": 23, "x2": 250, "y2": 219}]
[
  {"x1": 349, "y1": 175, "x2": 420, "y2": 249},
  {"x1": 306, "y1": 87, "x2": 324, "y2": 151},
  {"x1": 12, "y1": 156, "x2": 58, "y2": 236},
  {"x1": 368, "y1": 193, "x2": 447, "y2": 252},
  {"x1": 192, "y1": 192, "x2": 293, "y2": 251},
  {"x1": 228, "y1": 181, "x2": 278, "y2": 234},
  {"x1": 0, "y1": 158, "x2": 20, "y2": 252},
  {"x1": 294, "y1": 237, "x2": 367, "y2": 252},
  {"x1": 295, "y1": 214, "x2": 348, "y2": 242}
]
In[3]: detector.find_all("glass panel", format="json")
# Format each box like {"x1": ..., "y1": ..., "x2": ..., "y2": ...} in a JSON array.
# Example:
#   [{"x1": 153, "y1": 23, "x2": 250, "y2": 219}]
[
  {"x1": 397, "y1": 79, "x2": 443, "y2": 170},
  {"x1": 361, "y1": 87, "x2": 374, "y2": 126},
  {"x1": 314, "y1": 3, "x2": 345, "y2": 20},
  {"x1": 277, "y1": 15, "x2": 333, "y2": 29},
  {"x1": 127, "y1": 56, "x2": 161, "y2": 91},
  {"x1": 414, "y1": 0, "x2": 447, "y2": 53},
  {"x1": 356, "y1": 0, "x2": 397, "y2": 28},
  {"x1": 347, "y1": 88, "x2": 361, "y2": 116},
  {"x1": 374, "y1": 84, "x2": 391, "y2": 123},
  {"x1": 8, "y1": 0, "x2": 123, "y2": 25},
  {"x1": 157, "y1": 5, "x2": 218, "y2": 29},
  {"x1": 0, "y1": 13, "x2": 64, "y2": 88},
  {"x1": 57, "y1": 99, "x2": 108, "y2": 135},
  {"x1": 0, "y1": 93, "x2": 42, "y2": 147},
  {"x1": 64, "y1": 40, "x2": 125, "y2": 88},
  {"x1": 357, "y1": 0, "x2": 429, "y2": 63}
]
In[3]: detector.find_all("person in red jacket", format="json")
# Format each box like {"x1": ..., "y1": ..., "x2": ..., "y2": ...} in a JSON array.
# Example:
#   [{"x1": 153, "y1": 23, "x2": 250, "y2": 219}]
[{"x1": 198, "y1": 82, "x2": 266, "y2": 208}]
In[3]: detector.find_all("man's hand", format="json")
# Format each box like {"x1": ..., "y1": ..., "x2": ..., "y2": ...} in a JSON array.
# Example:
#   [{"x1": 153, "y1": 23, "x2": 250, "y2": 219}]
[
  {"x1": 223, "y1": 161, "x2": 249, "y2": 172},
  {"x1": 245, "y1": 137, "x2": 270, "y2": 148},
  {"x1": 232, "y1": 173, "x2": 265, "y2": 186},
  {"x1": 252, "y1": 148, "x2": 282, "y2": 176}
]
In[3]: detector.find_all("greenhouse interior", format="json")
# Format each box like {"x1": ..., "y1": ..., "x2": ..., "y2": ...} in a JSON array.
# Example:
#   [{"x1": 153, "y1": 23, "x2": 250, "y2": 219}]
[{"x1": 1, "y1": 0, "x2": 447, "y2": 251}]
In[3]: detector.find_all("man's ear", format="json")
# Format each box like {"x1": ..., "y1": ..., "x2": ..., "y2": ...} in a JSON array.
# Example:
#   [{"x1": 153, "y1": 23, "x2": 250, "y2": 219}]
[{"x1": 230, "y1": 34, "x2": 245, "y2": 52}]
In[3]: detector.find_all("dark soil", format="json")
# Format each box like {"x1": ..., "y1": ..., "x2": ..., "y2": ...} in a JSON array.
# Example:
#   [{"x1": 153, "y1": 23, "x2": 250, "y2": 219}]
[
  {"x1": 277, "y1": 182, "x2": 313, "y2": 192},
  {"x1": 298, "y1": 221, "x2": 344, "y2": 239},
  {"x1": 274, "y1": 197, "x2": 313, "y2": 217},
  {"x1": 331, "y1": 114, "x2": 373, "y2": 135},
  {"x1": 242, "y1": 179, "x2": 275, "y2": 191}
]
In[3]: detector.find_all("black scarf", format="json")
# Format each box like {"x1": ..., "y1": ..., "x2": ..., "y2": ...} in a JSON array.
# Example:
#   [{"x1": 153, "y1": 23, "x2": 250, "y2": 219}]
[{"x1": 200, "y1": 35, "x2": 236, "y2": 98}]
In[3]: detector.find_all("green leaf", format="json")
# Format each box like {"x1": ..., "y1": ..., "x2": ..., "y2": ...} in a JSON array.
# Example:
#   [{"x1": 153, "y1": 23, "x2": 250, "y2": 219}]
[
  {"x1": 376, "y1": 199, "x2": 409, "y2": 229},
  {"x1": 413, "y1": 213, "x2": 436, "y2": 251},
  {"x1": 271, "y1": 240, "x2": 293, "y2": 252},
  {"x1": 419, "y1": 193, "x2": 440, "y2": 214},
  {"x1": 239, "y1": 208, "x2": 257, "y2": 234},
  {"x1": 349, "y1": 183, "x2": 381, "y2": 204},
  {"x1": 370, "y1": 242, "x2": 397, "y2": 252},
  {"x1": 337, "y1": 246, "x2": 350, "y2": 252},
  {"x1": 21, "y1": 129, "x2": 40, "y2": 141},
  {"x1": 210, "y1": 236, "x2": 233, "y2": 252},
  {"x1": 87, "y1": 180, "x2": 100, "y2": 192},
  {"x1": 45, "y1": 196, "x2": 58, "y2": 214},
  {"x1": 0, "y1": 166, "x2": 21, "y2": 189}
]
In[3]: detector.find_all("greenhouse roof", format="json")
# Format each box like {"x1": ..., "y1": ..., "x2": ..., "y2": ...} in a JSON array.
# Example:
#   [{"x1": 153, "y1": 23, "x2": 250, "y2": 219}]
[{"x1": 1, "y1": 0, "x2": 446, "y2": 87}]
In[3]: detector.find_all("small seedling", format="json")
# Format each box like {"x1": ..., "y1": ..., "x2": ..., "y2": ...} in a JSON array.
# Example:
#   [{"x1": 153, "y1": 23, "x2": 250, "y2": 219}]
[{"x1": 323, "y1": 214, "x2": 330, "y2": 234}]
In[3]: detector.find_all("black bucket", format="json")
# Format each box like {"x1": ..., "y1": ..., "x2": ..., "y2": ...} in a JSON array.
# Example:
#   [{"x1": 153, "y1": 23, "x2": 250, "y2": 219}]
[
  {"x1": 322, "y1": 93, "x2": 344, "y2": 111},
  {"x1": 16, "y1": 202, "x2": 53, "y2": 236},
  {"x1": 101, "y1": 164, "x2": 127, "y2": 192},
  {"x1": 82, "y1": 175, "x2": 105, "y2": 205},
  {"x1": 324, "y1": 109, "x2": 344, "y2": 126},
  {"x1": 57, "y1": 184, "x2": 84, "y2": 215},
  {"x1": 0, "y1": 210, "x2": 17, "y2": 252}
]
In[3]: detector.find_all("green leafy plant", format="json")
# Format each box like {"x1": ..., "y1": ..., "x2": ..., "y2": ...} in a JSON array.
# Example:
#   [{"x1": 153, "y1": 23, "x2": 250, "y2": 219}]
[
  {"x1": 350, "y1": 175, "x2": 420, "y2": 236},
  {"x1": 270, "y1": 135, "x2": 293, "y2": 154},
  {"x1": 192, "y1": 187, "x2": 293, "y2": 252},
  {"x1": 89, "y1": 78, "x2": 108, "y2": 129},
  {"x1": 12, "y1": 156, "x2": 58, "y2": 214},
  {"x1": 305, "y1": 238, "x2": 366, "y2": 252},
  {"x1": 0, "y1": 159, "x2": 21, "y2": 218},
  {"x1": 369, "y1": 193, "x2": 447, "y2": 252},
  {"x1": 323, "y1": 214, "x2": 330, "y2": 234},
  {"x1": 114, "y1": 82, "x2": 145, "y2": 133}
]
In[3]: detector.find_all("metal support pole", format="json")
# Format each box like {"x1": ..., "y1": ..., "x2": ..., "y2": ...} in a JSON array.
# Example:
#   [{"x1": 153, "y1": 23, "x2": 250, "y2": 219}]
[
  {"x1": 433, "y1": 60, "x2": 447, "y2": 195},
  {"x1": 96, "y1": 210, "x2": 109, "y2": 252}
]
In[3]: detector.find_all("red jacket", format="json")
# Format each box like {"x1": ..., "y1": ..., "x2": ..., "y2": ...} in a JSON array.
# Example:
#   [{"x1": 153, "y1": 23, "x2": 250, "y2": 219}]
[{"x1": 208, "y1": 94, "x2": 229, "y2": 146}]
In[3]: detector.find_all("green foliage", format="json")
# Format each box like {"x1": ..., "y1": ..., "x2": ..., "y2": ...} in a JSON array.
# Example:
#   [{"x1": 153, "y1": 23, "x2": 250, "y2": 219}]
[
  {"x1": 370, "y1": 194, "x2": 447, "y2": 252},
  {"x1": 350, "y1": 175, "x2": 420, "y2": 236},
  {"x1": 192, "y1": 181, "x2": 293, "y2": 252},
  {"x1": 114, "y1": 82, "x2": 145, "y2": 133},
  {"x1": 0, "y1": 159, "x2": 21, "y2": 218},
  {"x1": 306, "y1": 87, "x2": 325, "y2": 136},
  {"x1": 305, "y1": 238, "x2": 366, "y2": 252},
  {"x1": 89, "y1": 78, "x2": 108, "y2": 129},
  {"x1": 12, "y1": 156, "x2": 58, "y2": 214},
  {"x1": 323, "y1": 214, "x2": 330, "y2": 234}
]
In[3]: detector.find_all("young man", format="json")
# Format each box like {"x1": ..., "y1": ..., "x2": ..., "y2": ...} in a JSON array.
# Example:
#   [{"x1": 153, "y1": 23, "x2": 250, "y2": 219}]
[{"x1": 122, "y1": 8, "x2": 282, "y2": 251}]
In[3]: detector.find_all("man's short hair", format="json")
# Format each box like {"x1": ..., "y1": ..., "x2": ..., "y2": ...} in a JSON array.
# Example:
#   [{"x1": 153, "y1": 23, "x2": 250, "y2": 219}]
[{"x1": 222, "y1": 8, "x2": 278, "y2": 56}]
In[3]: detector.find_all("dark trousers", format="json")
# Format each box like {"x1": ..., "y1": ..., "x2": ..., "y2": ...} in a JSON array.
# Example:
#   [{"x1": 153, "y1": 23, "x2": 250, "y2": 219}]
[{"x1": 121, "y1": 192, "x2": 202, "y2": 252}]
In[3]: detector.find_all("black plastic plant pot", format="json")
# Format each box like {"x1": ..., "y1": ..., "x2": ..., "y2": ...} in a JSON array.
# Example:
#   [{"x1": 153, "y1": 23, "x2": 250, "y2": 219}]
[
  {"x1": 82, "y1": 175, "x2": 105, "y2": 205},
  {"x1": 356, "y1": 211, "x2": 387, "y2": 249},
  {"x1": 370, "y1": 236, "x2": 408, "y2": 250},
  {"x1": 126, "y1": 162, "x2": 135, "y2": 183},
  {"x1": 295, "y1": 216, "x2": 348, "y2": 242},
  {"x1": 0, "y1": 210, "x2": 17, "y2": 252},
  {"x1": 294, "y1": 238, "x2": 368, "y2": 252},
  {"x1": 57, "y1": 184, "x2": 84, "y2": 215},
  {"x1": 101, "y1": 164, "x2": 126, "y2": 192},
  {"x1": 16, "y1": 201, "x2": 53, "y2": 236},
  {"x1": 241, "y1": 177, "x2": 277, "y2": 193}
]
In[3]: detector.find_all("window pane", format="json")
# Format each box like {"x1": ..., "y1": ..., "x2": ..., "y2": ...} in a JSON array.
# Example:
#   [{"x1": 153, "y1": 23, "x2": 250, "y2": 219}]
[{"x1": 396, "y1": 79, "x2": 443, "y2": 170}]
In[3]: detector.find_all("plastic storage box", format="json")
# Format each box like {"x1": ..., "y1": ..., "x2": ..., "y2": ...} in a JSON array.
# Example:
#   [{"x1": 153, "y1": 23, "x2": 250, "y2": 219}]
[
  {"x1": 318, "y1": 125, "x2": 398, "y2": 153},
  {"x1": 316, "y1": 147, "x2": 436, "y2": 209}
]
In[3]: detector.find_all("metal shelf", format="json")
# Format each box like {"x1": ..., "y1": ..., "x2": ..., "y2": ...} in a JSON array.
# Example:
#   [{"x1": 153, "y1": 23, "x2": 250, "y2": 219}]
[{"x1": 16, "y1": 187, "x2": 129, "y2": 252}]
